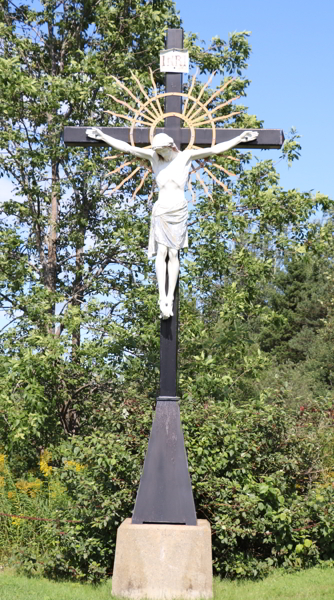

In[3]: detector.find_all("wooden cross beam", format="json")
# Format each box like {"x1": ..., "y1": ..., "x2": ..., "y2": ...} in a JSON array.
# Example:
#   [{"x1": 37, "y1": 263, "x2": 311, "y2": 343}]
[{"x1": 64, "y1": 125, "x2": 284, "y2": 150}]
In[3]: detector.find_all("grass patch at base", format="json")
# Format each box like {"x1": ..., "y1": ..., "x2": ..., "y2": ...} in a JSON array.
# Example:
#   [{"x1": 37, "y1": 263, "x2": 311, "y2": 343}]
[
  {"x1": 0, "y1": 570, "x2": 112, "y2": 600},
  {"x1": 0, "y1": 567, "x2": 334, "y2": 600},
  {"x1": 214, "y1": 567, "x2": 334, "y2": 600}
]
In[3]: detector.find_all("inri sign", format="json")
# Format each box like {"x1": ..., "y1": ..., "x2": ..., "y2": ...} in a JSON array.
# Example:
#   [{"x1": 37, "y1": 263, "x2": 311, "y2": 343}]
[{"x1": 160, "y1": 49, "x2": 189, "y2": 74}]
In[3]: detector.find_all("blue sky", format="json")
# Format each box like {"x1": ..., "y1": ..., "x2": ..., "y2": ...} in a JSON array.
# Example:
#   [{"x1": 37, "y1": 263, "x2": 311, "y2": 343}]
[{"x1": 176, "y1": 0, "x2": 334, "y2": 202}]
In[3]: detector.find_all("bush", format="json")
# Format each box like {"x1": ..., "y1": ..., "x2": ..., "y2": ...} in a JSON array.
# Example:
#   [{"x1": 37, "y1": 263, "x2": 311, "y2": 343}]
[
  {"x1": 183, "y1": 396, "x2": 334, "y2": 578},
  {"x1": 0, "y1": 450, "x2": 68, "y2": 571},
  {"x1": 3, "y1": 395, "x2": 333, "y2": 582}
]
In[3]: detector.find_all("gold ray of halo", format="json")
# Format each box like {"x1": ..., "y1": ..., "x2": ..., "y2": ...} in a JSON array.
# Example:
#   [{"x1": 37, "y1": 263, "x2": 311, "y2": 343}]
[
  {"x1": 107, "y1": 166, "x2": 141, "y2": 195},
  {"x1": 192, "y1": 159, "x2": 231, "y2": 195},
  {"x1": 193, "y1": 110, "x2": 241, "y2": 127},
  {"x1": 189, "y1": 160, "x2": 205, "y2": 175},
  {"x1": 191, "y1": 96, "x2": 240, "y2": 126},
  {"x1": 209, "y1": 95, "x2": 240, "y2": 114},
  {"x1": 196, "y1": 171, "x2": 213, "y2": 200},
  {"x1": 182, "y1": 73, "x2": 197, "y2": 117},
  {"x1": 137, "y1": 159, "x2": 152, "y2": 172},
  {"x1": 111, "y1": 75, "x2": 142, "y2": 107},
  {"x1": 187, "y1": 78, "x2": 235, "y2": 122},
  {"x1": 185, "y1": 72, "x2": 216, "y2": 120},
  {"x1": 149, "y1": 68, "x2": 164, "y2": 118},
  {"x1": 190, "y1": 153, "x2": 237, "y2": 191},
  {"x1": 104, "y1": 110, "x2": 154, "y2": 127},
  {"x1": 130, "y1": 71, "x2": 161, "y2": 121},
  {"x1": 132, "y1": 169, "x2": 150, "y2": 200},
  {"x1": 105, "y1": 160, "x2": 135, "y2": 177},
  {"x1": 103, "y1": 154, "x2": 122, "y2": 161},
  {"x1": 212, "y1": 162, "x2": 236, "y2": 177},
  {"x1": 107, "y1": 94, "x2": 137, "y2": 116},
  {"x1": 112, "y1": 72, "x2": 164, "y2": 125},
  {"x1": 203, "y1": 166, "x2": 232, "y2": 195}
]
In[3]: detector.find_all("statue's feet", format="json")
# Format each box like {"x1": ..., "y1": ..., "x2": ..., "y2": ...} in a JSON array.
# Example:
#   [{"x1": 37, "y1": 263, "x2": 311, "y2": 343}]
[{"x1": 159, "y1": 299, "x2": 174, "y2": 320}]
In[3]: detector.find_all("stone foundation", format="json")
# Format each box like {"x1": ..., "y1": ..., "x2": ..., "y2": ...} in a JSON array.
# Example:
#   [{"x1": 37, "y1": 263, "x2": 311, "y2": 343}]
[{"x1": 111, "y1": 518, "x2": 213, "y2": 599}]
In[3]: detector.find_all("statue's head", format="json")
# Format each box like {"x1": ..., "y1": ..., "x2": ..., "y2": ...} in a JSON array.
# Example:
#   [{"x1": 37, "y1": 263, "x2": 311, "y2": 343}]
[{"x1": 152, "y1": 133, "x2": 179, "y2": 160}]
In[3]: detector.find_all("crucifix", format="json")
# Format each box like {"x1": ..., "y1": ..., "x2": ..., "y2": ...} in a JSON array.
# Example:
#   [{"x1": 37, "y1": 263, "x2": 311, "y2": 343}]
[{"x1": 64, "y1": 29, "x2": 284, "y2": 526}]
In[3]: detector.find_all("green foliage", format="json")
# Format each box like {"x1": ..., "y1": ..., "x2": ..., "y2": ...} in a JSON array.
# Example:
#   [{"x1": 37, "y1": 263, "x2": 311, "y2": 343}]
[
  {"x1": 183, "y1": 398, "x2": 334, "y2": 578},
  {"x1": 2, "y1": 396, "x2": 333, "y2": 582},
  {"x1": 258, "y1": 254, "x2": 331, "y2": 363},
  {"x1": 0, "y1": 450, "x2": 68, "y2": 569}
]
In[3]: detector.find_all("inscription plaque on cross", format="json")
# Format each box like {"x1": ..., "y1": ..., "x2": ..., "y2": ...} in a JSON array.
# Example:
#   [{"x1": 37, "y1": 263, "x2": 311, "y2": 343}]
[{"x1": 64, "y1": 29, "x2": 284, "y2": 526}]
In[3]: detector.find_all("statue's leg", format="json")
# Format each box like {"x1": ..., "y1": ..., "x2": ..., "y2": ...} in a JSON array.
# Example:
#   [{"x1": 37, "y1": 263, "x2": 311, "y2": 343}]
[
  {"x1": 156, "y1": 244, "x2": 169, "y2": 319},
  {"x1": 166, "y1": 248, "x2": 179, "y2": 314}
]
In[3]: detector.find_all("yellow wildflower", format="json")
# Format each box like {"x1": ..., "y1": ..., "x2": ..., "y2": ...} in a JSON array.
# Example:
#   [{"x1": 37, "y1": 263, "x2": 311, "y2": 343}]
[
  {"x1": 30, "y1": 479, "x2": 42, "y2": 490},
  {"x1": 11, "y1": 517, "x2": 21, "y2": 527},
  {"x1": 27, "y1": 480, "x2": 42, "y2": 498},
  {"x1": 64, "y1": 460, "x2": 85, "y2": 472},
  {"x1": 0, "y1": 454, "x2": 6, "y2": 472},
  {"x1": 16, "y1": 479, "x2": 43, "y2": 497},
  {"x1": 16, "y1": 480, "x2": 30, "y2": 493},
  {"x1": 40, "y1": 450, "x2": 52, "y2": 477},
  {"x1": 0, "y1": 476, "x2": 4, "y2": 488},
  {"x1": 8, "y1": 491, "x2": 14, "y2": 499}
]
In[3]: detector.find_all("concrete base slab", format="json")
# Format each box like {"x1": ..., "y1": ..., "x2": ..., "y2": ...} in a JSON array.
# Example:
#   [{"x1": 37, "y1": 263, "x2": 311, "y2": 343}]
[{"x1": 112, "y1": 519, "x2": 213, "y2": 599}]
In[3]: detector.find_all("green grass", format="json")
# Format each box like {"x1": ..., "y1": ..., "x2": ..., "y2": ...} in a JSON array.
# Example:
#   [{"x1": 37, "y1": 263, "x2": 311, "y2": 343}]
[
  {"x1": 214, "y1": 567, "x2": 334, "y2": 600},
  {"x1": 0, "y1": 569, "x2": 113, "y2": 600},
  {"x1": 0, "y1": 567, "x2": 334, "y2": 600}
]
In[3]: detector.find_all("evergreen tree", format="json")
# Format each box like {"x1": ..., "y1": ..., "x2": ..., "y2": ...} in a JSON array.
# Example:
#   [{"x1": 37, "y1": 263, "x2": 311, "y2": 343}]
[{"x1": 258, "y1": 253, "x2": 330, "y2": 363}]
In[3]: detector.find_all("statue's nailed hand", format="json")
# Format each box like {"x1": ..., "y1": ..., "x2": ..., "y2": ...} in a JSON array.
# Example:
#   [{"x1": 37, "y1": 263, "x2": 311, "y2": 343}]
[
  {"x1": 86, "y1": 127, "x2": 103, "y2": 140},
  {"x1": 239, "y1": 131, "x2": 259, "y2": 143}
]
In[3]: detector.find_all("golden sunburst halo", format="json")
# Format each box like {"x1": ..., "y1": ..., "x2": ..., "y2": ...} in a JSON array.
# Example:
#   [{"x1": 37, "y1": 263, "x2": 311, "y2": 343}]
[{"x1": 103, "y1": 69, "x2": 241, "y2": 200}]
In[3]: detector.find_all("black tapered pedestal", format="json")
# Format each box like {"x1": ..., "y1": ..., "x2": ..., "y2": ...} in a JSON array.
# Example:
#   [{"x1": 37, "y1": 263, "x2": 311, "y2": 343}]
[{"x1": 132, "y1": 399, "x2": 197, "y2": 525}]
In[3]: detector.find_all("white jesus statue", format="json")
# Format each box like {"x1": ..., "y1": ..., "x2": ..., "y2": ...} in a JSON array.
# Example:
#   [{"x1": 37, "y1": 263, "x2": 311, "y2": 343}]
[{"x1": 86, "y1": 128, "x2": 258, "y2": 319}]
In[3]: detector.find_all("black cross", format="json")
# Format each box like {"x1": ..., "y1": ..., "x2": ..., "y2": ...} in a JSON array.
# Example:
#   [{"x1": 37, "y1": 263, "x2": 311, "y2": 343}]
[{"x1": 64, "y1": 29, "x2": 284, "y2": 526}]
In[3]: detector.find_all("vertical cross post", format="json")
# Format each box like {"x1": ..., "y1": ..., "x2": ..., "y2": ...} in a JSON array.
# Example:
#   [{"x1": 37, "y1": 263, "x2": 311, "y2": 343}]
[
  {"x1": 159, "y1": 28, "x2": 183, "y2": 400},
  {"x1": 164, "y1": 28, "x2": 183, "y2": 149},
  {"x1": 132, "y1": 29, "x2": 197, "y2": 525}
]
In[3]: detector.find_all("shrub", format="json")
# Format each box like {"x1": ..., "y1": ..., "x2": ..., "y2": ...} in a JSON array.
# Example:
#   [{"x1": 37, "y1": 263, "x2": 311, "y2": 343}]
[
  {"x1": 5, "y1": 395, "x2": 333, "y2": 582},
  {"x1": 0, "y1": 450, "x2": 68, "y2": 570}
]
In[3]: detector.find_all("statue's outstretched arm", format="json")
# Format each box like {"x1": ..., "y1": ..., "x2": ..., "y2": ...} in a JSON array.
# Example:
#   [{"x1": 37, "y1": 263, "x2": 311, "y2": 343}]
[
  {"x1": 86, "y1": 128, "x2": 154, "y2": 162},
  {"x1": 188, "y1": 131, "x2": 259, "y2": 161}
]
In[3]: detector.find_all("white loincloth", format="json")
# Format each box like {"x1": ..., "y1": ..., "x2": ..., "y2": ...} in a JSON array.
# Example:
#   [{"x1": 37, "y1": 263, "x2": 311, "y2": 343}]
[{"x1": 148, "y1": 198, "x2": 188, "y2": 258}]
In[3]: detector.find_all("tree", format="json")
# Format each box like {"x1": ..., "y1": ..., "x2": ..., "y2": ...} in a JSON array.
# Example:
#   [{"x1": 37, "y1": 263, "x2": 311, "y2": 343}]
[
  {"x1": 258, "y1": 253, "x2": 331, "y2": 363},
  {"x1": 0, "y1": 0, "x2": 181, "y2": 445}
]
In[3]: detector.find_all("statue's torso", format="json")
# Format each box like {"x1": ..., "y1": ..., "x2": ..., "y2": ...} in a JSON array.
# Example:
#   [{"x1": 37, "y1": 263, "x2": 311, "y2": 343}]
[
  {"x1": 152, "y1": 151, "x2": 191, "y2": 213},
  {"x1": 152, "y1": 152, "x2": 191, "y2": 191}
]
